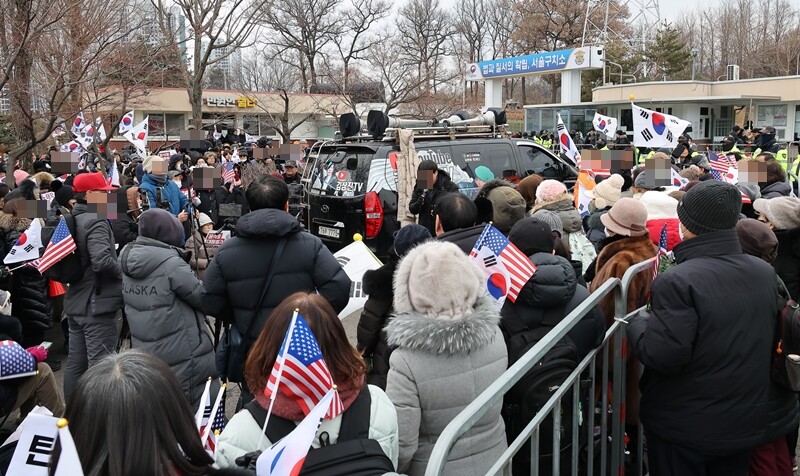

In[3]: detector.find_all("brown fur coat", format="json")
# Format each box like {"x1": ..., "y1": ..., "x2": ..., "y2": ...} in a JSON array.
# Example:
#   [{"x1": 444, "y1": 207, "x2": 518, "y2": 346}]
[
  {"x1": 589, "y1": 233, "x2": 656, "y2": 426},
  {"x1": 590, "y1": 234, "x2": 657, "y2": 328}
]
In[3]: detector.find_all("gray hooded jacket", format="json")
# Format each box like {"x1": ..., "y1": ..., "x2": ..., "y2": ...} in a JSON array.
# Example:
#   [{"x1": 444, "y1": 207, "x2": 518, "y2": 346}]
[{"x1": 119, "y1": 236, "x2": 217, "y2": 406}]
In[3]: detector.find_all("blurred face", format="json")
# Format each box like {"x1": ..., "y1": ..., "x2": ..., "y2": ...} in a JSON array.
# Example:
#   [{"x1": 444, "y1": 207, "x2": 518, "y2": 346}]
[
  {"x1": 758, "y1": 213, "x2": 774, "y2": 229},
  {"x1": 201, "y1": 223, "x2": 213, "y2": 234},
  {"x1": 284, "y1": 165, "x2": 297, "y2": 177}
]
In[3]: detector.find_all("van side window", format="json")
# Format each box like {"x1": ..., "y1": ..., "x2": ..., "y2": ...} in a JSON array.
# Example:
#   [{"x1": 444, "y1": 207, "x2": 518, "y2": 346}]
[
  {"x1": 518, "y1": 144, "x2": 561, "y2": 179},
  {"x1": 452, "y1": 144, "x2": 518, "y2": 184}
]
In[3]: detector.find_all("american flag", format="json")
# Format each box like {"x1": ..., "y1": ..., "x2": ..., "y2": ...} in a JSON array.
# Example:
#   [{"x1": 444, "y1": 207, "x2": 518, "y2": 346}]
[
  {"x1": 709, "y1": 152, "x2": 732, "y2": 175},
  {"x1": 469, "y1": 224, "x2": 537, "y2": 303},
  {"x1": 264, "y1": 313, "x2": 343, "y2": 419},
  {"x1": 0, "y1": 340, "x2": 37, "y2": 380},
  {"x1": 36, "y1": 218, "x2": 76, "y2": 274},
  {"x1": 222, "y1": 162, "x2": 235, "y2": 184},
  {"x1": 200, "y1": 384, "x2": 226, "y2": 456},
  {"x1": 653, "y1": 223, "x2": 668, "y2": 281}
]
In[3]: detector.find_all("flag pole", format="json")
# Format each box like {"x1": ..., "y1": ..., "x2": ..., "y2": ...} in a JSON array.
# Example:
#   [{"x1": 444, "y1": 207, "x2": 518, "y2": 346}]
[
  {"x1": 256, "y1": 309, "x2": 300, "y2": 450},
  {"x1": 201, "y1": 383, "x2": 226, "y2": 446}
]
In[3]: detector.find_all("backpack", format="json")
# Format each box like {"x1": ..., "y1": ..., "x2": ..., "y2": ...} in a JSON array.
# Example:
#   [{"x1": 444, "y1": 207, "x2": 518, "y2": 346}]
[
  {"x1": 770, "y1": 283, "x2": 800, "y2": 391},
  {"x1": 500, "y1": 305, "x2": 587, "y2": 476},
  {"x1": 39, "y1": 207, "x2": 85, "y2": 284},
  {"x1": 245, "y1": 386, "x2": 394, "y2": 476}
]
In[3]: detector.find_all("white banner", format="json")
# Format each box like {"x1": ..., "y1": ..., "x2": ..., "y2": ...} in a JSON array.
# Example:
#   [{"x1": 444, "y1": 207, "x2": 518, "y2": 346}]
[
  {"x1": 334, "y1": 240, "x2": 383, "y2": 319},
  {"x1": 8, "y1": 412, "x2": 60, "y2": 476},
  {"x1": 204, "y1": 230, "x2": 230, "y2": 248}
]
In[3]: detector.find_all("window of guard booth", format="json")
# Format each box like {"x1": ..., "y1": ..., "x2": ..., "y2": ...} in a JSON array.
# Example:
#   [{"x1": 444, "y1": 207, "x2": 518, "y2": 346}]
[
  {"x1": 795, "y1": 105, "x2": 800, "y2": 141},
  {"x1": 242, "y1": 114, "x2": 259, "y2": 135},
  {"x1": 525, "y1": 109, "x2": 540, "y2": 133},
  {"x1": 165, "y1": 114, "x2": 184, "y2": 137},
  {"x1": 541, "y1": 109, "x2": 555, "y2": 133},
  {"x1": 148, "y1": 114, "x2": 165, "y2": 136},
  {"x1": 757, "y1": 104, "x2": 787, "y2": 139}
]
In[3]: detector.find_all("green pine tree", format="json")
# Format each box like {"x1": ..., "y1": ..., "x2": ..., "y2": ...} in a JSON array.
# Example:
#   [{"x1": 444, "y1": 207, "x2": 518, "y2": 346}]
[{"x1": 644, "y1": 25, "x2": 691, "y2": 80}]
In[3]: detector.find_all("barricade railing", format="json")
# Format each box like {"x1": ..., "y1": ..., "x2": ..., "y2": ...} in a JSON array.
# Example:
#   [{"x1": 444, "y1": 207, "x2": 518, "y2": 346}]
[{"x1": 425, "y1": 258, "x2": 656, "y2": 476}]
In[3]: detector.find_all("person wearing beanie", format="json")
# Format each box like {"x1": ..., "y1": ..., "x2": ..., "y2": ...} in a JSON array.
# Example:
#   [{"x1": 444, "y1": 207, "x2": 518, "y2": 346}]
[
  {"x1": 475, "y1": 180, "x2": 526, "y2": 235},
  {"x1": 63, "y1": 173, "x2": 124, "y2": 401},
  {"x1": 119, "y1": 209, "x2": 217, "y2": 407},
  {"x1": 532, "y1": 179, "x2": 597, "y2": 273},
  {"x1": 408, "y1": 160, "x2": 459, "y2": 235},
  {"x1": 639, "y1": 191, "x2": 681, "y2": 251},
  {"x1": 357, "y1": 224, "x2": 432, "y2": 389},
  {"x1": 584, "y1": 196, "x2": 655, "y2": 456},
  {"x1": 754, "y1": 196, "x2": 800, "y2": 301},
  {"x1": 517, "y1": 174, "x2": 543, "y2": 212},
  {"x1": 51, "y1": 181, "x2": 75, "y2": 210},
  {"x1": 385, "y1": 241, "x2": 507, "y2": 475},
  {"x1": 626, "y1": 180, "x2": 781, "y2": 473},
  {"x1": 735, "y1": 218, "x2": 799, "y2": 476},
  {"x1": 584, "y1": 174, "x2": 624, "y2": 251},
  {"x1": 138, "y1": 156, "x2": 189, "y2": 228},
  {"x1": 183, "y1": 212, "x2": 220, "y2": 282}
]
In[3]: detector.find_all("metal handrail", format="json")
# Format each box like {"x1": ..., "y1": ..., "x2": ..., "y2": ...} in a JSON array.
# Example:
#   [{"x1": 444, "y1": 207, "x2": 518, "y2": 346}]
[{"x1": 425, "y1": 258, "x2": 657, "y2": 476}]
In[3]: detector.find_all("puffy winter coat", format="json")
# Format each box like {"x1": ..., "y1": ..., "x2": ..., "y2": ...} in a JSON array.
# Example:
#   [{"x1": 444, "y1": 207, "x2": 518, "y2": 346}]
[
  {"x1": 119, "y1": 236, "x2": 216, "y2": 406},
  {"x1": 0, "y1": 213, "x2": 49, "y2": 341},
  {"x1": 385, "y1": 295, "x2": 508, "y2": 475},
  {"x1": 501, "y1": 253, "x2": 604, "y2": 358},
  {"x1": 774, "y1": 227, "x2": 800, "y2": 302},
  {"x1": 215, "y1": 385, "x2": 399, "y2": 469},
  {"x1": 139, "y1": 173, "x2": 189, "y2": 217},
  {"x1": 64, "y1": 204, "x2": 123, "y2": 318},
  {"x1": 627, "y1": 230, "x2": 779, "y2": 454},
  {"x1": 202, "y1": 208, "x2": 351, "y2": 343},
  {"x1": 212, "y1": 186, "x2": 249, "y2": 229},
  {"x1": 761, "y1": 181, "x2": 792, "y2": 199},
  {"x1": 584, "y1": 207, "x2": 610, "y2": 251},
  {"x1": 357, "y1": 259, "x2": 398, "y2": 389},
  {"x1": 184, "y1": 230, "x2": 219, "y2": 281},
  {"x1": 435, "y1": 224, "x2": 485, "y2": 254}
]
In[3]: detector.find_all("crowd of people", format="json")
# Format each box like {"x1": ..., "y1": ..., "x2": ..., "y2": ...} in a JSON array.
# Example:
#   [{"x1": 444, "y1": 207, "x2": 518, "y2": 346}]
[{"x1": 0, "y1": 120, "x2": 795, "y2": 476}]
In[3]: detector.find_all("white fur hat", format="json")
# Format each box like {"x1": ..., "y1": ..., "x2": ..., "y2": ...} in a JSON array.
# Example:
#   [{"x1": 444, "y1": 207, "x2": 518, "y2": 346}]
[
  {"x1": 393, "y1": 241, "x2": 485, "y2": 320},
  {"x1": 638, "y1": 190, "x2": 679, "y2": 220}
]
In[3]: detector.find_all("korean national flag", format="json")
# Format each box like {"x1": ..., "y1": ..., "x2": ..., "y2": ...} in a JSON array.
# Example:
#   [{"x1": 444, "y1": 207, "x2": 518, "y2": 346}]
[
  {"x1": 632, "y1": 104, "x2": 691, "y2": 148},
  {"x1": 592, "y1": 112, "x2": 617, "y2": 138},
  {"x1": 118, "y1": 110, "x2": 134, "y2": 134}
]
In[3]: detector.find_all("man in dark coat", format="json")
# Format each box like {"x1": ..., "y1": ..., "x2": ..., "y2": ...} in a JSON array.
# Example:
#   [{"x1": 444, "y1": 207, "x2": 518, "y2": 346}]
[
  {"x1": 627, "y1": 181, "x2": 779, "y2": 475},
  {"x1": 434, "y1": 192, "x2": 484, "y2": 254},
  {"x1": 408, "y1": 160, "x2": 459, "y2": 235},
  {"x1": 64, "y1": 173, "x2": 123, "y2": 401},
  {"x1": 202, "y1": 175, "x2": 350, "y2": 385}
]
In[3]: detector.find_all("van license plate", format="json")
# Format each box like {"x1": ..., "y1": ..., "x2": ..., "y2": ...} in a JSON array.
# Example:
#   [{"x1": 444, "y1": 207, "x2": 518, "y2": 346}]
[{"x1": 318, "y1": 226, "x2": 341, "y2": 239}]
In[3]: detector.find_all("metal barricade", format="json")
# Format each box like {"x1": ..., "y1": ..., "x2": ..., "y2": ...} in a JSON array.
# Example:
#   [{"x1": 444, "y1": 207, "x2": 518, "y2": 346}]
[{"x1": 425, "y1": 258, "x2": 656, "y2": 476}]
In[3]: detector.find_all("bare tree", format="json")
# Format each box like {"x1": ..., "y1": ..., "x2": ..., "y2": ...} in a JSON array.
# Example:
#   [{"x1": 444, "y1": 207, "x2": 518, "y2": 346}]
[
  {"x1": 397, "y1": 0, "x2": 455, "y2": 96},
  {"x1": 364, "y1": 40, "x2": 427, "y2": 113},
  {"x1": 239, "y1": 89, "x2": 343, "y2": 142},
  {"x1": 234, "y1": 47, "x2": 303, "y2": 92},
  {"x1": 331, "y1": 0, "x2": 390, "y2": 93},
  {"x1": 259, "y1": 0, "x2": 342, "y2": 93},
  {"x1": 151, "y1": 0, "x2": 267, "y2": 128}
]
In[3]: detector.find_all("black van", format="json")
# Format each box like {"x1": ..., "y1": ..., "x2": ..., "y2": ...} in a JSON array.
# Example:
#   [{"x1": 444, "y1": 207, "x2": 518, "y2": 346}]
[{"x1": 302, "y1": 137, "x2": 577, "y2": 257}]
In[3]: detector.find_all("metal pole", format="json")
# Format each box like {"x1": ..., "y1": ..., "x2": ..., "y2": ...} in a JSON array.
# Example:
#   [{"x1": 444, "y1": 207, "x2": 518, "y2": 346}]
[{"x1": 692, "y1": 59, "x2": 696, "y2": 81}]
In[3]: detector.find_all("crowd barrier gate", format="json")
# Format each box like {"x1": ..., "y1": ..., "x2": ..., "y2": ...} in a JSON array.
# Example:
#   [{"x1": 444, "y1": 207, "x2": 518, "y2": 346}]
[{"x1": 425, "y1": 258, "x2": 656, "y2": 476}]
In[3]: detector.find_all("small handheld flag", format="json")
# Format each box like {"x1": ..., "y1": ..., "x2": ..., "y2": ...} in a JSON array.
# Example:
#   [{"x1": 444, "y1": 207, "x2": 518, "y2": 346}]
[
  {"x1": 0, "y1": 340, "x2": 37, "y2": 379},
  {"x1": 256, "y1": 389, "x2": 336, "y2": 476},
  {"x1": 195, "y1": 377, "x2": 212, "y2": 431},
  {"x1": 3, "y1": 219, "x2": 43, "y2": 265},
  {"x1": 200, "y1": 384, "x2": 226, "y2": 456},
  {"x1": 653, "y1": 223, "x2": 668, "y2": 281},
  {"x1": 71, "y1": 112, "x2": 85, "y2": 135},
  {"x1": 54, "y1": 419, "x2": 84, "y2": 476},
  {"x1": 556, "y1": 114, "x2": 581, "y2": 168},
  {"x1": 593, "y1": 112, "x2": 618, "y2": 138},
  {"x1": 632, "y1": 103, "x2": 691, "y2": 148},
  {"x1": 35, "y1": 218, "x2": 76, "y2": 273},
  {"x1": 469, "y1": 224, "x2": 537, "y2": 305}
]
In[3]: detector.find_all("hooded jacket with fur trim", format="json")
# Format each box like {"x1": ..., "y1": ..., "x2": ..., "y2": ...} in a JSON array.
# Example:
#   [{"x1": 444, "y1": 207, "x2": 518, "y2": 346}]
[{"x1": 385, "y1": 243, "x2": 508, "y2": 475}]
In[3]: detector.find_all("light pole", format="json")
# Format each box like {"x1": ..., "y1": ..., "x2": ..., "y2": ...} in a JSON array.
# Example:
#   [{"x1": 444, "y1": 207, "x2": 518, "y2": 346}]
[
  {"x1": 691, "y1": 48, "x2": 699, "y2": 81},
  {"x1": 604, "y1": 60, "x2": 624, "y2": 84}
]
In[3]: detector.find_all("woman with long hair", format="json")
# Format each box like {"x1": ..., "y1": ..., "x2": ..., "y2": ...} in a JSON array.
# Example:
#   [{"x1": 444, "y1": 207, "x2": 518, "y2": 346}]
[
  {"x1": 215, "y1": 292, "x2": 398, "y2": 469},
  {"x1": 51, "y1": 349, "x2": 247, "y2": 476}
]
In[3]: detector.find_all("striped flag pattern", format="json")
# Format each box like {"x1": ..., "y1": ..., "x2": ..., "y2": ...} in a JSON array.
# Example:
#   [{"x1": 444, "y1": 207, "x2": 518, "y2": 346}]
[
  {"x1": 36, "y1": 219, "x2": 76, "y2": 274},
  {"x1": 264, "y1": 314, "x2": 343, "y2": 419},
  {"x1": 469, "y1": 224, "x2": 537, "y2": 303},
  {"x1": 222, "y1": 162, "x2": 235, "y2": 184},
  {"x1": 653, "y1": 223, "x2": 668, "y2": 281}
]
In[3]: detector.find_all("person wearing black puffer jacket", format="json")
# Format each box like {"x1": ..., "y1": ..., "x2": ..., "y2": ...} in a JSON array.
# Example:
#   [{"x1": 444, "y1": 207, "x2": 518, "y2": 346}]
[
  {"x1": 203, "y1": 175, "x2": 350, "y2": 396},
  {"x1": 408, "y1": 160, "x2": 459, "y2": 235},
  {"x1": 358, "y1": 225, "x2": 432, "y2": 389},
  {"x1": 503, "y1": 218, "x2": 605, "y2": 357},
  {"x1": 0, "y1": 196, "x2": 50, "y2": 347}
]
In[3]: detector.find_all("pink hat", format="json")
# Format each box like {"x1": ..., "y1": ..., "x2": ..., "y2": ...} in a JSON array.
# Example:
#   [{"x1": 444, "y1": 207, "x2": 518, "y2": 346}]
[
  {"x1": 535, "y1": 180, "x2": 568, "y2": 204},
  {"x1": 13, "y1": 169, "x2": 29, "y2": 185}
]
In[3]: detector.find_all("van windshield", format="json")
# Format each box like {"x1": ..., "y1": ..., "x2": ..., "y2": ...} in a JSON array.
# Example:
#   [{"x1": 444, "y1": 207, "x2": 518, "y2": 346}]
[{"x1": 308, "y1": 151, "x2": 375, "y2": 197}]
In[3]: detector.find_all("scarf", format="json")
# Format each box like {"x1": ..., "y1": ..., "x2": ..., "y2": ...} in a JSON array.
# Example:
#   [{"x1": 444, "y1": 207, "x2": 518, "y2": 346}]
[{"x1": 253, "y1": 373, "x2": 366, "y2": 422}]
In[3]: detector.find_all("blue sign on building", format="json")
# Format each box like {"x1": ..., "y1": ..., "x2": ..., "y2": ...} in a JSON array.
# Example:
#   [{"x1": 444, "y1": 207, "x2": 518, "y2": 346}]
[{"x1": 466, "y1": 46, "x2": 602, "y2": 81}]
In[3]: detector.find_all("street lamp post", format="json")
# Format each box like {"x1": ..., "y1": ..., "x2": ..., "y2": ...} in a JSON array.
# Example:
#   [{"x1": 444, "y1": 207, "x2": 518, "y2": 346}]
[
  {"x1": 691, "y1": 48, "x2": 699, "y2": 81},
  {"x1": 604, "y1": 60, "x2": 624, "y2": 84}
]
